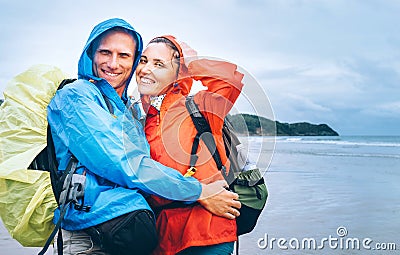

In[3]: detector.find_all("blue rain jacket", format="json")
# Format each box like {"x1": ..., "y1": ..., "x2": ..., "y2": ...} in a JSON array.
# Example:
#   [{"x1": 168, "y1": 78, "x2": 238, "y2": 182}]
[{"x1": 47, "y1": 18, "x2": 201, "y2": 230}]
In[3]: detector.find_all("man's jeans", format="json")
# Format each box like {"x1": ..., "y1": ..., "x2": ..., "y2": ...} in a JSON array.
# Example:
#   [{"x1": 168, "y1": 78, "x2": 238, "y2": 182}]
[{"x1": 54, "y1": 229, "x2": 109, "y2": 255}]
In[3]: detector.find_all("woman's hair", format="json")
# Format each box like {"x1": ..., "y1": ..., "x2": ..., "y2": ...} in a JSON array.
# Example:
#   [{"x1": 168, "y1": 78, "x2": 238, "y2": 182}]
[{"x1": 148, "y1": 37, "x2": 180, "y2": 74}]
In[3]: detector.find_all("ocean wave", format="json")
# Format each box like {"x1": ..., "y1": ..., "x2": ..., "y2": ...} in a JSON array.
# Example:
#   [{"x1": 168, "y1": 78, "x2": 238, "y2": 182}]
[
  {"x1": 279, "y1": 137, "x2": 400, "y2": 148},
  {"x1": 315, "y1": 152, "x2": 400, "y2": 159}
]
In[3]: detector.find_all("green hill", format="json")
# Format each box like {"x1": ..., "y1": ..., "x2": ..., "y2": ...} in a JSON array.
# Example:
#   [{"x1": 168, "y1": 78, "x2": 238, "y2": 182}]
[{"x1": 227, "y1": 113, "x2": 339, "y2": 136}]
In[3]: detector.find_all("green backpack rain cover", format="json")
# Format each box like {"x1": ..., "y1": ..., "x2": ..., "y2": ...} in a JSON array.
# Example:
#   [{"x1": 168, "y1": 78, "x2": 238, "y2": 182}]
[{"x1": 0, "y1": 65, "x2": 67, "y2": 247}]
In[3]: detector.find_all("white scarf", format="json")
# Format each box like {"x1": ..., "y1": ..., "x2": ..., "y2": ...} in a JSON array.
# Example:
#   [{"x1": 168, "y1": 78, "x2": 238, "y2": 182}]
[{"x1": 149, "y1": 94, "x2": 166, "y2": 111}]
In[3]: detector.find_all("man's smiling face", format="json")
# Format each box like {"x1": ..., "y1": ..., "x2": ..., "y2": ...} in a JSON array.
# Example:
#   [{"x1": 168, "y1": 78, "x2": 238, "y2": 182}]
[{"x1": 92, "y1": 30, "x2": 136, "y2": 92}]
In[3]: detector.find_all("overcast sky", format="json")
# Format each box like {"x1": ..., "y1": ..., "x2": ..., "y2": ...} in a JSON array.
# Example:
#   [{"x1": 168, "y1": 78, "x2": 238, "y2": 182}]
[{"x1": 1, "y1": 0, "x2": 399, "y2": 135}]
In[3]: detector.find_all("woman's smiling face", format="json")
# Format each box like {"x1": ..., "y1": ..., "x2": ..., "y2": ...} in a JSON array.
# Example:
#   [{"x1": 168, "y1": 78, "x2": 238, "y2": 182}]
[{"x1": 136, "y1": 42, "x2": 179, "y2": 96}]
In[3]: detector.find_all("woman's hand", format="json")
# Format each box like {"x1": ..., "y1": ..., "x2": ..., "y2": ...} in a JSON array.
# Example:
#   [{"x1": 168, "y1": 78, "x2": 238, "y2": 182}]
[
  {"x1": 198, "y1": 180, "x2": 241, "y2": 219},
  {"x1": 178, "y1": 40, "x2": 198, "y2": 67}
]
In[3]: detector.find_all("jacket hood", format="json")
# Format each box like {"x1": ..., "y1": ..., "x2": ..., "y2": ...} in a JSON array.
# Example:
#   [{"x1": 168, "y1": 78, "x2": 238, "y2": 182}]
[{"x1": 78, "y1": 18, "x2": 143, "y2": 102}]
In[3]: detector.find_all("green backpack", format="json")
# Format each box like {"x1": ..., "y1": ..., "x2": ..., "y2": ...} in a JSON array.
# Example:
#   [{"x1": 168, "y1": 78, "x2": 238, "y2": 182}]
[{"x1": 185, "y1": 96, "x2": 268, "y2": 236}]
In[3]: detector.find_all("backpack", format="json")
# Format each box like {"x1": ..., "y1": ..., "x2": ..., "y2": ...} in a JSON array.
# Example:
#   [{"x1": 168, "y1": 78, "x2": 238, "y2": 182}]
[
  {"x1": 0, "y1": 65, "x2": 68, "y2": 247},
  {"x1": 185, "y1": 96, "x2": 268, "y2": 236}
]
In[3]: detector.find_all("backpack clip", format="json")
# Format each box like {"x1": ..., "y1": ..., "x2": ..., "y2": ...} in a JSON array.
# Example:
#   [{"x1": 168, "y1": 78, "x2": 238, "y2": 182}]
[{"x1": 184, "y1": 167, "x2": 197, "y2": 177}]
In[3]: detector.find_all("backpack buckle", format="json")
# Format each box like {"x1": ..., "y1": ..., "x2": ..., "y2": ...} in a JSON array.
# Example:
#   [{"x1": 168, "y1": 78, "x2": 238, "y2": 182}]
[{"x1": 184, "y1": 167, "x2": 197, "y2": 177}]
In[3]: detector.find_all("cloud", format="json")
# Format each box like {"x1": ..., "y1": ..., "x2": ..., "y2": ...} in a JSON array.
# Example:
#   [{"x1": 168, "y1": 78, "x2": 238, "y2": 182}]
[
  {"x1": 362, "y1": 101, "x2": 400, "y2": 117},
  {"x1": 246, "y1": 52, "x2": 400, "y2": 135},
  {"x1": 286, "y1": 94, "x2": 332, "y2": 113}
]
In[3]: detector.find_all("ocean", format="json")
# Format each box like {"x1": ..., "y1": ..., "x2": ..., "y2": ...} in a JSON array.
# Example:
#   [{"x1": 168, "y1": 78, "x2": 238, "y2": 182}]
[{"x1": 1, "y1": 136, "x2": 399, "y2": 254}]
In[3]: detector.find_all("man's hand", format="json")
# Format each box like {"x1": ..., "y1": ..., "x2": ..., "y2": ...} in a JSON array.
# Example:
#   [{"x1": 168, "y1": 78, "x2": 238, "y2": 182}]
[{"x1": 198, "y1": 180, "x2": 241, "y2": 219}]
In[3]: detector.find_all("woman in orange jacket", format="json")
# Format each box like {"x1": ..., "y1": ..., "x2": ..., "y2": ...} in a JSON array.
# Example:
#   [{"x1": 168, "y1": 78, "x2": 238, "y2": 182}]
[{"x1": 136, "y1": 35, "x2": 244, "y2": 255}]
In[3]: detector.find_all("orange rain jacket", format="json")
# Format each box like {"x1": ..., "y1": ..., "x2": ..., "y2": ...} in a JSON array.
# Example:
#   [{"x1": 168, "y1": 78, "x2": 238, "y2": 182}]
[{"x1": 142, "y1": 35, "x2": 244, "y2": 254}]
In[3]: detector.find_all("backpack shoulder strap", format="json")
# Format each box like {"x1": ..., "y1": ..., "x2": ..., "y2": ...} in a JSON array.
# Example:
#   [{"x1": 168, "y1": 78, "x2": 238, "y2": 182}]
[
  {"x1": 185, "y1": 96, "x2": 223, "y2": 169},
  {"x1": 47, "y1": 79, "x2": 78, "y2": 200},
  {"x1": 185, "y1": 96, "x2": 228, "y2": 178},
  {"x1": 58, "y1": 78, "x2": 77, "y2": 90},
  {"x1": 102, "y1": 93, "x2": 114, "y2": 114}
]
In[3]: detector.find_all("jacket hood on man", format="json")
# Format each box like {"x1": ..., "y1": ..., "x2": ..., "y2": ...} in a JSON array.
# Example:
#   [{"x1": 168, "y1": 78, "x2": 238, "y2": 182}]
[{"x1": 78, "y1": 18, "x2": 143, "y2": 102}]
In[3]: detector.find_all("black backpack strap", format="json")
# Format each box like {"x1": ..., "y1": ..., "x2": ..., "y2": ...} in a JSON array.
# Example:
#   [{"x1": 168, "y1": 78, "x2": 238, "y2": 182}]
[
  {"x1": 185, "y1": 96, "x2": 228, "y2": 178},
  {"x1": 58, "y1": 78, "x2": 77, "y2": 90},
  {"x1": 47, "y1": 125, "x2": 62, "y2": 202},
  {"x1": 102, "y1": 93, "x2": 114, "y2": 115},
  {"x1": 188, "y1": 133, "x2": 200, "y2": 170},
  {"x1": 46, "y1": 78, "x2": 80, "y2": 202},
  {"x1": 38, "y1": 155, "x2": 78, "y2": 255}
]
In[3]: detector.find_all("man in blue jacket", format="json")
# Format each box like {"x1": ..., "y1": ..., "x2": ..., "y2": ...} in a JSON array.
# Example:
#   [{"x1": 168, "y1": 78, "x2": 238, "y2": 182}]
[{"x1": 47, "y1": 18, "x2": 240, "y2": 254}]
